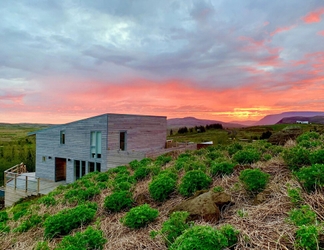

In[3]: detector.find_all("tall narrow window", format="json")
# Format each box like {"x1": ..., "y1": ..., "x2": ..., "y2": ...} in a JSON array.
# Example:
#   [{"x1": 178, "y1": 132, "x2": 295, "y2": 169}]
[
  {"x1": 60, "y1": 130, "x2": 65, "y2": 144},
  {"x1": 120, "y1": 131, "x2": 127, "y2": 151},
  {"x1": 90, "y1": 131, "x2": 102, "y2": 158}
]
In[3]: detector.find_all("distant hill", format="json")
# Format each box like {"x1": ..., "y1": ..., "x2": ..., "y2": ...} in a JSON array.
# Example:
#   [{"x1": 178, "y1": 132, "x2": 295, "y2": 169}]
[
  {"x1": 277, "y1": 116, "x2": 324, "y2": 124},
  {"x1": 167, "y1": 117, "x2": 245, "y2": 129},
  {"x1": 254, "y1": 111, "x2": 324, "y2": 125}
]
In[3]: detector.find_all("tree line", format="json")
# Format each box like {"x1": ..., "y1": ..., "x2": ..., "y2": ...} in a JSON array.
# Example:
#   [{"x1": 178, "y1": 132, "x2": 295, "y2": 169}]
[{"x1": 172, "y1": 123, "x2": 223, "y2": 135}]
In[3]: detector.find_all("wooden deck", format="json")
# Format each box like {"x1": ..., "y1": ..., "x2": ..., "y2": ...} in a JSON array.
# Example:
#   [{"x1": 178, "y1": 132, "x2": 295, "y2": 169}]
[{"x1": 5, "y1": 172, "x2": 65, "y2": 207}]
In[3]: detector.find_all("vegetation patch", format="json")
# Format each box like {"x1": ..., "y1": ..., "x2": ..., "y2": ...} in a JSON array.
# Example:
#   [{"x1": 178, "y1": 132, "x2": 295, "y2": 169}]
[
  {"x1": 239, "y1": 168, "x2": 270, "y2": 193},
  {"x1": 121, "y1": 204, "x2": 159, "y2": 229},
  {"x1": 178, "y1": 170, "x2": 212, "y2": 197},
  {"x1": 294, "y1": 164, "x2": 324, "y2": 192},
  {"x1": 44, "y1": 203, "x2": 97, "y2": 238},
  {"x1": 149, "y1": 175, "x2": 177, "y2": 202},
  {"x1": 104, "y1": 191, "x2": 134, "y2": 212}
]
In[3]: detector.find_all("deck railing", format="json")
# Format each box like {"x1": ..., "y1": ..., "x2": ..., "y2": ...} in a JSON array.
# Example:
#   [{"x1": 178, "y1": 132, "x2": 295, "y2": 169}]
[{"x1": 4, "y1": 163, "x2": 40, "y2": 194}]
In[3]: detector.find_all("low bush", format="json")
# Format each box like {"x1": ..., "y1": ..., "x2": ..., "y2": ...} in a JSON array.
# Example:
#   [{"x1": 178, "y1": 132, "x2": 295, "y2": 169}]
[
  {"x1": 0, "y1": 222, "x2": 10, "y2": 233},
  {"x1": 184, "y1": 161, "x2": 206, "y2": 172},
  {"x1": 206, "y1": 151, "x2": 223, "y2": 160},
  {"x1": 154, "y1": 211, "x2": 190, "y2": 246},
  {"x1": 129, "y1": 159, "x2": 141, "y2": 170},
  {"x1": 34, "y1": 241, "x2": 50, "y2": 250},
  {"x1": 64, "y1": 186, "x2": 100, "y2": 203},
  {"x1": 56, "y1": 226, "x2": 107, "y2": 250},
  {"x1": 295, "y1": 164, "x2": 324, "y2": 192},
  {"x1": 134, "y1": 167, "x2": 151, "y2": 180},
  {"x1": 169, "y1": 225, "x2": 228, "y2": 250},
  {"x1": 12, "y1": 201, "x2": 32, "y2": 221},
  {"x1": 155, "y1": 154, "x2": 172, "y2": 166},
  {"x1": 0, "y1": 211, "x2": 9, "y2": 223},
  {"x1": 233, "y1": 148, "x2": 261, "y2": 164},
  {"x1": 296, "y1": 132, "x2": 320, "y2": 143},
  {"x1": 298, "y1": 140, "x2": 321, "y2": 149},
  {"x1": 113, "y1": 181, "x2": 133, "y2": 191},
  {"x1": 282, "y1": 146, "x2": 311, "y2": 171},
  {"x1": 149, "y1": 175, "x2": 176, "y2": 202},
  {"x1": 288, "y1": 205, "x2": 317, "y2": 226},
  {"x1": 121, "y1": 204, "x2": 159, "y2": 229},
  {"x1": 38, "y1": 196, "x2": 56, "y2": 207},
  {"x1": 95, "y1": 172, "x2": 109, "y2": 182},
  {"x1": 104, "y1": 191, "x2": 133, "y2": 212},
  {"x1": 179, "y1": 170, "x2": 212, "y2": 197},
  {"x1": 219, "y1": 224, "x2": 240, "y2": 247},
  {"x1": 228, "y1": 143, "x2": 243, "y2": 156},
  {"x1": 239, "y1": 168, "x2": 270, "y2": 193},
  {"x1": 287, "y1": 187, "x2": 303, "y2": 206},
  {"x1": 310, "y1": 149, "x2": 324, "y2": 164},
  {"x1": 13, "y1": 214, "x2": 44, "y2": 233},
  {"x1": 44, "y1": 204, "x2": 96, "y2": 238},
  {"x1": 210, "y1": 161, "x2": 235, "y2": 176},
  {"x1": 295, "y1": 225, "x2": 319, "y2": 250}
]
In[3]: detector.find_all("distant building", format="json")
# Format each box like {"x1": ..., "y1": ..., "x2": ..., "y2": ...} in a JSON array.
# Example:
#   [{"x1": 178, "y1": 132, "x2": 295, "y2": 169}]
[
  {"x1": 31, "y1": 113, "x2": 167, "y2": 183},
  {"x1": 296, "y1": 121, "x2": 309, "y2": 124}
]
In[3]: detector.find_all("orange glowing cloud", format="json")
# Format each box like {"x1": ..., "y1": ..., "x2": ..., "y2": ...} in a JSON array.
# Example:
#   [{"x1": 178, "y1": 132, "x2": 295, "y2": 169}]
[
  {"x1": 270, "y1": 25, "x2": 295, "y2": 36},
  {"x1": 317, "y1": 30, "x2": 324, "y2": 36},
  {"x1": 302, "y1": 8, "x2": 324, "y2": 23}
]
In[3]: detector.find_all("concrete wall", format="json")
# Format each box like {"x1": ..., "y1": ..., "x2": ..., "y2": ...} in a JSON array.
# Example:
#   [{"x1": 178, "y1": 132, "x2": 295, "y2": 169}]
[{"x1": 35, "y1": 115, "x2": 108, "y2": 183}]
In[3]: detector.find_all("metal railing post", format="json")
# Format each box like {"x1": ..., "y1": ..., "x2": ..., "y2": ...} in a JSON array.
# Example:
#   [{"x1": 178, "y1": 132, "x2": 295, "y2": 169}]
[
  {"x1": 25, "y1": 176, "x2": 28, "y2": 192},
  {"x1": 37, "y1": 178, "x2": 40, "y2": 194},
  {"x1": 14, "y1": 174, "x2": 17, "y2": 190}
]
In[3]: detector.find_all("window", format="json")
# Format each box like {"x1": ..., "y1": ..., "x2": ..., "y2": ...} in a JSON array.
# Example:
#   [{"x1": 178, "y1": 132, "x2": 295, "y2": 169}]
[
  {"x1": 90, "y1": 131, "x2": 102, "y2": 158},
  {"x1": 42, "y1": 156, "x2": 46, "y2": 162},
  {"x1": 60, "y1": 130, "x2": 65, "y2": 144},
  {"x1": 120, "y1": 131, "x2": 127, "y2": 151},
  {"x1": 74, "y1": 160, "x2": 86, "y2": 180},
  {"x1": 88, "y1": 162, "x2": 101, "y2": 173}
]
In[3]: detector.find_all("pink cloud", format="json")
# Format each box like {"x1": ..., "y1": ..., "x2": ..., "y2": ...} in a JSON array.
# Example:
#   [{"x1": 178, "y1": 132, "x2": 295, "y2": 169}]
[
  {"x1": 317, "y1": 30, "x2": 324, "y2": 36},
  {"x1": 270, "y1": 25, "x2": 295, "y2": 36},
  {"x1": 302, "y1": 8, "x2": 324, "y2": 23}
]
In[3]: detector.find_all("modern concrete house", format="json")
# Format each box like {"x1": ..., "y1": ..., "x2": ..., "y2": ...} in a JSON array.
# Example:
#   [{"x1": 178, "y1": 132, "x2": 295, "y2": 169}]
[{"x1": 31, "y1": 113, "x2": 167, "y2": 184}]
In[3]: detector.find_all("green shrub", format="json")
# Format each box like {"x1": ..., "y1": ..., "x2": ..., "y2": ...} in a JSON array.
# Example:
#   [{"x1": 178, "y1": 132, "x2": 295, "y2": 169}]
[
  {"x1": 38, "y1": 196, "x2": 56, "y2": 207},
  {"x1": 56, "y1": 226, "x2": 107, "y2": 250},
  {"x1": 179, "y1": 170, "x2": 212, "y2": 197},
  {"x1": 298, "y1": 140, "x2": 321, "y2": 149},
  {"x1": 157, "y1": 170, "x2": 178, "y2": 181},
  {"x1": 288, "y1": 205, "x2": 317, "y2": 226},
  {"x1": 174, "y1": 158, "x2": 189, "y2": 170},
  {"x1": 282, "y1": 147, "x2": 311, "y2": 171},
  {"x1": 219, "y1": 224, "x2": 240, "y2": 247},
  {"x1": 107, "y1": 165, "x2": 129, "y2": 174},
  {"x1": 310, "y1": 149, "x2": 324, "y2": 164},
  {"x1": 263, "y1": 153, "x2": 272, "y2": 161},
  {"x1": 155, "y1": 155, "x2": 172, "y2": 166},
  {"x1": 44, "y1": 204, "x2": 96, "y2": 238},
  {"x1": 233, "y1": 148, "x2": 261, "y2": 164},
  {"x1": 0, "y1": 222, "x2": 10, "y2": 233},
  {"x1": 104, "y1": 191, "x2": 133, "y2": 212},
  {"x1": 184, "y1": 161, "x2": 206, "y2": 172},
  {"x1": 206, "y1": 151, "x2": 223, "y2": 160},
  {"x1": 121, "y1": 204, "x2": 159, "y2": 229},
  {"x1": 287, "y1": 187, "x2": 303, "y2": 206},
  {"x1": 113, "y1": 181, "x2": 133, "y2": 191},
  {"x1": 296, "y1": 132, "x2": 320, "y2": 143},
  {"x1": 239, "y1": 168, "x2": 270, "y2": 193},
  {"x1": 34, "y1": 241, "x2": 50, "y2": 250},
  {"x1": 97, "y1": 182, "x2": 108, "y2": 190},
  {"x1": 134, "y1": 167, "x2": 151, "y2": 180},
  {"x1": 149, "y1": 175, "x2": 176, "y2": 202},
  {"x1": 210, "y1": 161, "x2": 235, "y2": 176},
  {"x1": 157, "y1": 211, "x2": 190, "y2": 246},
  {"x1": 295, "y1": 225, "x2": 319, "y2": 250},
  {"x1": 169, "y1": 225, "x2": 228, "y2": 250},
  {"x1": 0, "y1": 211, "x2": 9, "y2": 223},
  {"x1": 95, "y1": 172, "x2": 109, "y2": 182},
  {"x1": 228, "y1": 143, "x2": 243, "y2": 156},
  {"x1": 129, "y1": 159, "x2": 141, "y2": 170},
  {"x1": 64, "y1": 186, "x2": 100, "y2": 203},
  {"x1": 295, "y1": 164, "x2": 324, "y2": 192},
  {"x1": 13, "y1": 214, "x2": 44, "y2": 233},
  {"x1": 213, "y1": 186, "x2": 224, "y2": 193},
  {"x1": 12, "y1": 202, "x2": 32, "y2": 221}
]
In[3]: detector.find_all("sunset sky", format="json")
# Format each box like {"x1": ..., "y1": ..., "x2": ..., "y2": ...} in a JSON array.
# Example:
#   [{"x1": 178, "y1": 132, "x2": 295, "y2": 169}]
[{"x1": 1, "y1": 1, "x2": 324, "y2": 124}]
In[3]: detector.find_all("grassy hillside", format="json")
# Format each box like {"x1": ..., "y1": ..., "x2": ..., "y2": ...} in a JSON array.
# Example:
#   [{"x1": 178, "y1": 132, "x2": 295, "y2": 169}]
[{"x1": 1, "y1": 129, "x2": 324, "y2": 249}]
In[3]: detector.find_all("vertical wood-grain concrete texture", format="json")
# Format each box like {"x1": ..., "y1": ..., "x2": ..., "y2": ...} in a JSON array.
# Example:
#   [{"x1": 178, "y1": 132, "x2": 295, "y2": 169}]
[{"x1": 33, "y1": 113, "x2": 167, "y2": 184}]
